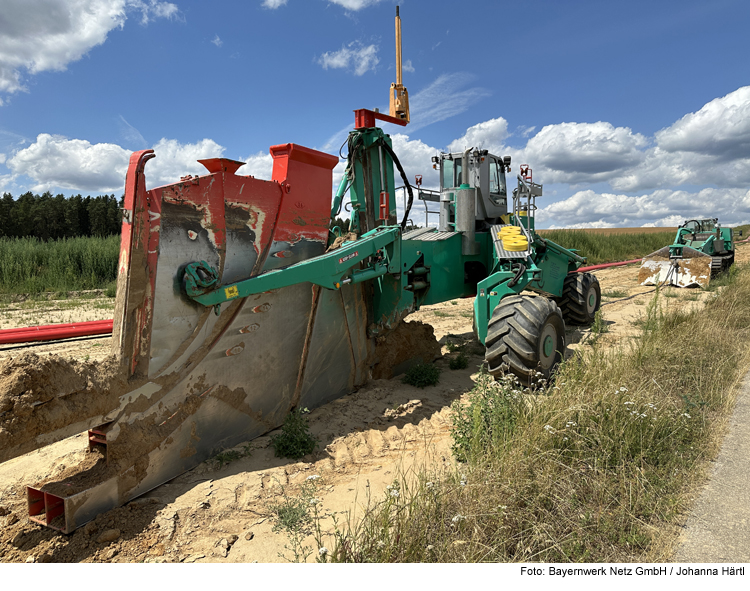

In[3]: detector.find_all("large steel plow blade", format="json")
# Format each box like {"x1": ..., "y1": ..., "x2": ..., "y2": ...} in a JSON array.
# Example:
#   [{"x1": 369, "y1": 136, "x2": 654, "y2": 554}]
[{"x1": 19, "y1": 144, "x2": 377, "y2": 532}]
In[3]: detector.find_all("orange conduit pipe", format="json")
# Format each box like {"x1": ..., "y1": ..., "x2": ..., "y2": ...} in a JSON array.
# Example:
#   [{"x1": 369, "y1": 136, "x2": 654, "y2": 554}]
[
  {"x1": 573, "y1": 258, "x2": 642, "y2": 274},
  {"x1": 0, "y1": 320, "x2": 114, "y2": 345}
]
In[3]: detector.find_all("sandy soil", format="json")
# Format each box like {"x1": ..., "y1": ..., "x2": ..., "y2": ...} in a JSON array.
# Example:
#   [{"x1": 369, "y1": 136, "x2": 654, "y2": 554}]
[
  {"x1": 1, "y1": 245, "x2": 748, "y2": 563},
  {"x1": 0, "y1": 291, "x2": 114, "y2": 363}
]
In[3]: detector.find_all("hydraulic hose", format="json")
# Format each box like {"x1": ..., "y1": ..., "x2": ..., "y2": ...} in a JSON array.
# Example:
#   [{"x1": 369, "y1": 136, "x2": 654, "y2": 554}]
[
  {"x1": 378, "y1": 138, "x2": 413, "y2": 229},
  {"x1": 507, "y1": 263, "x2": 526, "y2": 288}
]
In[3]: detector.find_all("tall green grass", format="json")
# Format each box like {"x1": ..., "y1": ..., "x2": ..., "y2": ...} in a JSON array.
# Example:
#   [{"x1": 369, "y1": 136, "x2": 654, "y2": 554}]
[
  {"x1": 0, "y1": 236, "x2": 119, "y2": 294},
  {"x1": 539, "y1": 230, "x2": 675, "y2": 264},
  {"x1": 315, "y1": 266, "x2": 750, "y2": 562}
]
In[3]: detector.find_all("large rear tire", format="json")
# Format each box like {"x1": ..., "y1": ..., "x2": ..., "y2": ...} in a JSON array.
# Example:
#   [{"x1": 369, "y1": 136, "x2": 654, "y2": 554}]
[
  {"x1": 557, "y1": 272, "x2": 601, "y2": 326},
  {"x1": 484, "y1": 295, "x2": 565, "y2": 385}
]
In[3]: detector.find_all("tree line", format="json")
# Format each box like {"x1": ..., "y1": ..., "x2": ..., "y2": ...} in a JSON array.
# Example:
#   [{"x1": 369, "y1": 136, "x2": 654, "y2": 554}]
[{"x1": 0, "y1": 192, "x2": 122, "y2": 240}]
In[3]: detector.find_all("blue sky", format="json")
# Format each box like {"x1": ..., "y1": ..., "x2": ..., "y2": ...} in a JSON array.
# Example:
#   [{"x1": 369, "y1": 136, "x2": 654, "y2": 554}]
[{"x1": 1, "y1": 0, "x2": 750, "y2": 228}]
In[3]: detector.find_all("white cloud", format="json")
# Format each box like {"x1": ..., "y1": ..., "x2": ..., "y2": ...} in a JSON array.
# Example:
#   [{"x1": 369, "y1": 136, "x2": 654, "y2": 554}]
[
  {"x1": 403, "y1": 59, "x2": 414, "y2": 73},
  {"x1": 390, "y1": 134, "x2": 441, "y2": 226},
  {"x1": 7, "y1": 133, "x2": 130, "y2": 193},
  {"x1": 261, "y1": 0, "x2": 288, "y2": 8},
  {"x1": 536, "y1": 187, "x2": 750, "y2": 229},
  {"x1": 656, "y1": 86, "x2": 750, "y2": 160},
  {"x1": 522, "y1": 122, "x2": 648, "y2": 185},
  {"x1": 0, "y1": 154, "x2": 6, "y2": 165},
  {"x1": 127, "y1": 0, "x2": 179, "y2": 25},
  {"x1": 236, "y1": 151, "x2": 274, "y2": 180},
  {"x1": 0, "y1": 0, "x2": 178, "y2": 98},
  {"x1": 148, "y1": 138, "x2": 225, "y2": 186},
  {"x1": 317, "y1": 41, "x2": 379, "y2": 76},
  {"x1": 211, "y1": 35, "x2": 223, "y2": 47},
  {"x1": 391, "y1": 134, "x2": 440, "y2": 189},
  {"x1": 327, "y1": 0, "x2": 383, "y2": 10},
  {"x1": 5, "y1": 134, "x2": 225, "y2": 193},
  {"x1": 447, "y1": 117, "x2": 509, "y2": 154}
]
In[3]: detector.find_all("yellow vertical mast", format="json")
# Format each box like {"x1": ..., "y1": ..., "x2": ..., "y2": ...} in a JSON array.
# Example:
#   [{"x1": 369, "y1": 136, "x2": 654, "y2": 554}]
[{"x1": 389, "y1": 6, "x2": 410, "y2": 123}]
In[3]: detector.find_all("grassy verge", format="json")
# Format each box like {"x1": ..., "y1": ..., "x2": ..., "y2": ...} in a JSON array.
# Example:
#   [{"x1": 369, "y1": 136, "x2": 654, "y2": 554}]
[
  {"x1": 316, "y1": 265, "x2": 750, "y2": 562},
  {"x1": 0, "y1": 236, "x2": 119, "y2": 295},
  {"x1": 538, "y1": 230, "x2": 675, "y2": 264}
]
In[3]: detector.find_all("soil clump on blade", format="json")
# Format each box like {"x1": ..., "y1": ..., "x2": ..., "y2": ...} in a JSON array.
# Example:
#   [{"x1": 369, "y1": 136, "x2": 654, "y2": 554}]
[{"x1": 370, "y1": 320, "x2": 441, "y2": 379}]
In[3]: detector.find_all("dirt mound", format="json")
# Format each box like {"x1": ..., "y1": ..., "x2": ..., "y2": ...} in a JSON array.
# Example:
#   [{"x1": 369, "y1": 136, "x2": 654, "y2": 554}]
[
  {"x1": 0, "y1": 352, "x2": 122, "y2": 463},
  {"x1": 370, "y1": 320, "x2": 441, "y2": 379}
]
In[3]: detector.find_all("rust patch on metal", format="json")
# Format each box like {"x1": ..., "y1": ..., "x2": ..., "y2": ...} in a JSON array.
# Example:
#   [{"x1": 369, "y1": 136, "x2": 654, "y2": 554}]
[{"x1": 225, "y1": 343, "x2": 245, "y2": 357}]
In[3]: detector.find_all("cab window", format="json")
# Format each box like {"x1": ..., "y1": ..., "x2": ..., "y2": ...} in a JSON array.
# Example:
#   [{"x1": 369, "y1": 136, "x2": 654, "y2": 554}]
[
  {"x1": 441, "y1": 158, "x2": 462, "y2": 188},
  {"x1": 441, "y1": 159, "x2": 453, "y2": 190},
  {"x1": 489, "y1": 159, "x2": 506, "y2": 196}
]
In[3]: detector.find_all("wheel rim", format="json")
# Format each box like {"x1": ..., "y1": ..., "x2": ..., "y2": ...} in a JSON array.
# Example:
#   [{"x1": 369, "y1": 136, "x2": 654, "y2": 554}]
[
  {"x1": 539, "y1": 323, "x2": 559, "y2": 370},
  {"x1": 586, "y1": 287, "x2": 597, "y2": 314}
]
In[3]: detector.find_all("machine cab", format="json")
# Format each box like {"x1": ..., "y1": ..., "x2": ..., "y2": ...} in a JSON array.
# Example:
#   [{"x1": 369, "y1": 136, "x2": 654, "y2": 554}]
[{"x1": 432, "y1": 150, "x2": 511, "y2": 226}]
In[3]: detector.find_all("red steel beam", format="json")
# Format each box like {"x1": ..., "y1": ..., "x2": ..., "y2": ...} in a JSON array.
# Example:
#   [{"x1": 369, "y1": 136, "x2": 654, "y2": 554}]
[{"x1": 0, "y1": 320, "x2": 113, "y2": 345}]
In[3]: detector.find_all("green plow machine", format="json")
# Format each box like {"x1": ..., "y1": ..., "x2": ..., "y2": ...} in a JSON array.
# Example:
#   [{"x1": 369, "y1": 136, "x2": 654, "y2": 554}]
[
  {"x1": 11, "y1": 7, "x2": 601, "y2": 533},
  {"x1": 187, "y1": 115, "x2": 601, "y2": 385},
  {"x1": 639, "y1": 218, "x2": 735, "y2": 288}
]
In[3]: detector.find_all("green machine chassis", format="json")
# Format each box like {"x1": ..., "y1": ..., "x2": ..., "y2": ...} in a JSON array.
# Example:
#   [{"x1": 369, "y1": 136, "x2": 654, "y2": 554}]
[{"x1": 185, "y1": 125, "x2": 597, "y2": 383}]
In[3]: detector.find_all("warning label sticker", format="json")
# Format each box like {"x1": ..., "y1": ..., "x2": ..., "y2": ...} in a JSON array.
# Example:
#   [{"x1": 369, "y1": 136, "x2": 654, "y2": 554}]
[{"x1": 339, "y1": 251, "x2": 358, "y2": 265}]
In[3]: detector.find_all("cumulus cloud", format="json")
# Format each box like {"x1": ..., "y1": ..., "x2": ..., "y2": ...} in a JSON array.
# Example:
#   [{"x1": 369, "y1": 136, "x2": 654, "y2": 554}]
[
  {"x1": 236, "y1": 151, "x2": 274, "y2": 180},
  {"x1": 522, "y1": 122, "x2": 648, "y2": 185},
  {"x1": 0, "y1": 0, "x2": 178, "y2": 97},
  {"x1": 317, "y1": 41, "x2": 379, "y2": 76},
  {"x1": 6, "y1": 134, "x2": 225, "y2": 193},
  {"x1": 447, "y1": 117, "x2": 509, "y2": 154},
  {"x1": 656, "y1": 86, "x2": 750, "y2": 160},
  {"x1": 261, "y1": 0, "x2": 288, "y2": 8},
  {"x1": 7, "y1": 134, "x2": 130, "y2": 193},
  {"x1": 147, "y1": 138, "x2": 225, "y2": 186},
  {"x1": 536, "y1": 187, "x2": 750, "y2": 229},
  {"x1": 211, "y1": 35, "x2": 223, "y2": 47},
  {"x1": 390, "y1": 134, "x2": 442, "y2": 225}
]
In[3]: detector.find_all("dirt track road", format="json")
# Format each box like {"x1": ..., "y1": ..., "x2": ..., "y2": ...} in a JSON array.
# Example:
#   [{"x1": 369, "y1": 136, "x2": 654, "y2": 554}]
[{"x1": 1, "y1": 244, "x2": 749, "y2": 563}]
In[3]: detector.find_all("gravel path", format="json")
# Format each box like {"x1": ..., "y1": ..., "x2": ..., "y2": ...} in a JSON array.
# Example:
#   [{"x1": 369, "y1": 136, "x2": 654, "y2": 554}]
[{"x1": 673, "y1": 371, "x2": 750, "y2": 562}]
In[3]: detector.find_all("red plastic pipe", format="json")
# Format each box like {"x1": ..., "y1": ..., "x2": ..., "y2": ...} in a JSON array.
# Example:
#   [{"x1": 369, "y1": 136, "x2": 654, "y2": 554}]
[
  {"x1": 0, "y1": 320, "x2": 113, "y2": 345},
  {"x1": 573, "y1": 258, "x2": 642, "y2": 274}
]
